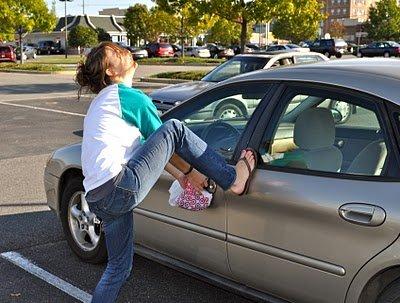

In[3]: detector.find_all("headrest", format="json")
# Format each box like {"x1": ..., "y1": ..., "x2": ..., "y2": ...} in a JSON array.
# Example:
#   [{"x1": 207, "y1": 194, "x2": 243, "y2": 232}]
[{"x1": 294, "y1": 108, "x2": 335, "y2": 149}]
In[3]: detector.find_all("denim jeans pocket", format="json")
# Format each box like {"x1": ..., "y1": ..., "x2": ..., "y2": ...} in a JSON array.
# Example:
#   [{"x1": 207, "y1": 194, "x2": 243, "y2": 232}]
[
  {"x1": 99, "y1": 166, "x2": 138, "y2": 216},
  {"x1": 96, "y1": 186, "x2": 137, "y2": 216}
]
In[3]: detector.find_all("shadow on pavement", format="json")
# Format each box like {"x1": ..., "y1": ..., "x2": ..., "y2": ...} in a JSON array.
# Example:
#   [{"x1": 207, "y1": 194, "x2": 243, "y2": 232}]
[
  {"x1": 0, "y1": 210, "x2": 64, "y2": 253},
  {"x1": 1, "y1": 83, "x2": 78, "y2": 95}
]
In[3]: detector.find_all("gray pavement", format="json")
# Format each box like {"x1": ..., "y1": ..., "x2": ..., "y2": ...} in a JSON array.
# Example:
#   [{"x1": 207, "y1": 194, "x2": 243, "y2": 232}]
[{"x1": 0, "y1": 70, "x2": 252, "y2": 303}]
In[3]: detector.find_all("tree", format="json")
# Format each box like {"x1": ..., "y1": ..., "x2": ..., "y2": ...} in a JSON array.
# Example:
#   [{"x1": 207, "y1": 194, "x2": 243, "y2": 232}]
[
  {"x1": 330, "y1": 20, "x2": 345, "y2": 38},
  {"x1": 146, "y1": 8, "x2": 179, "y2": 42},
  {"x1": 272, "y1": 0, "x2": 326, "y2": 43},
  {"x1": 365, "y1": 0, "x2": 400, "y2": 41},
  {"x1": 153, "y1": 0, "x2": 209, "y2": 56},
  {"x1": 124, "y1": 4, "x2": 149, "y2": 46},
  {"x1": 206, "y1": 18, "x2": 252, "y2": 46},
  {"x1": 97, "y1": 28, "x2": 111, "y2": 42},
  {"x1": 197, "y1": 0, "x2": 279, "y2": 52},
  {"x1": 68, "y1": 26, "x2": 98, "y2": 49},
  {"x1": 0, "y1": 0, "x2": 56, "y2": 41}
]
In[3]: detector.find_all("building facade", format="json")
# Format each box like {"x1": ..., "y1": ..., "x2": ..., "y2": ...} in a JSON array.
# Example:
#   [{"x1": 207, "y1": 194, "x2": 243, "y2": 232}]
[
  {"x1": 24, "y1": 14, "x2": 127, "y2": 51},
  {"x1": 322, "y1": 0, "x2": 379, "y2": 41}
]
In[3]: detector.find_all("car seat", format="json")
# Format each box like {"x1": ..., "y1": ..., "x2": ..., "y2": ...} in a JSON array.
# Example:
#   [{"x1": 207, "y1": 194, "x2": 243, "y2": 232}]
[
  {"x1": 346, "y1": 140, "x2": 387, "y2": 176},
  {"x1": 292, "y1": 108, "x2": 343, "y2": 172}
]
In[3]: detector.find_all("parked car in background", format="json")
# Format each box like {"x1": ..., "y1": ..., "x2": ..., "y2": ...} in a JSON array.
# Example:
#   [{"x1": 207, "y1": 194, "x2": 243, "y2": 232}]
[
  {"x1": 206, "y1": 43, "x2": 235, "y2": 59},
  {"x1": 174, "y1": 46, "x2": 211, "y2": 58},
  {"x1": 246, "y1": 43, "x2": 260, "y2": 51},
  {"x1": 150, "y1": 52, "x2": 328, "y2": 116},
  {"x1": 356, "y1": 41, "x2": 400, "y2": 58},
  {"x1": 23, "y1": 46, "x2": 37, "y2": 59},
  {"x1": 266, "y1": 44, "x2": 310, "y2": 52},
  {"x1": 145, "y1": 42, "x2": 174, "y2": 58},
  {"x1": 0, "y1": 45, "x2": 16, "y2": 63},
  {"x1": 37, "y1": 40, "x2": 63, "y2": 55},
  {"x1": 45, "y1": 59, "x2": 400, "y2": 303},
  {"x1": 230, "y1": 45, "x2": 254, "y2": 55},
  {"x1": 116, "y1": 42, "x2": 149, "y2": 60},
  {"x1": 309, "y1": 38, "x2": 346, "y2": 58}
]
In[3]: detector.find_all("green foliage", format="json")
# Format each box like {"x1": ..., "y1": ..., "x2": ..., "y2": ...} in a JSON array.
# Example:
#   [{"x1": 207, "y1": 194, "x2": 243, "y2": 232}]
[
  {"x1": 151, "y1": 70, "x2": 208, "y2": 80},
  {"x1": 198, "y1": 0, "x2": 277, "y2": 51},
  {"x1": 68, "y1": 25, "x2": 98, "y2": 48},
  {"x1": 0, "y1": 0, "x2": 56, "y2": 41},
  {"x1": 365, "y1": 0, "x2": 400, "y2": 40},
  {"x1": 206, "y1": 19, "x2": 250, "y2": 45},
  {"x1": 0, "y1": 63, "x2": 63, "y2": 72},
  {"x1": 272, "y1": 0, "x2": 325, "y2": 43},
  {"x1": 124, "y1": 4, "x2": 149, "y2": 45},
  {"x1": 147, "y1": 8, "x2": 179, "y2": 41},
  {"x1": 97, "y1": 28, "x2": 111, "y2": 42}
]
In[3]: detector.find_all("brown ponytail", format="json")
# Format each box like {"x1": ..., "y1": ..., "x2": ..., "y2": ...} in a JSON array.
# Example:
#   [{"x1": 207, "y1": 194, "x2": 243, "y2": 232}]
[{"x1": 74, "y1": 41, "x2": 130, "y2": 99}]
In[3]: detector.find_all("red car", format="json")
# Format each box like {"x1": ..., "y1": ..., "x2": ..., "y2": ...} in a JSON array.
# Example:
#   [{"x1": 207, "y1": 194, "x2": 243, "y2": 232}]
[
  {"x1": 145, "y1": 43, "x2": 174, "y2": 58},
  {"x1": 0, "y1": 45, "x2": 16, "y2": 63}
]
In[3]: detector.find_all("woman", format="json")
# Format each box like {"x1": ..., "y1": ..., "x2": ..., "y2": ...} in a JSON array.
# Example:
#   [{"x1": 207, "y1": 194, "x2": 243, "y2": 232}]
[{"x1": 75, "y1": 42, "x2": 256, "y2": 303}]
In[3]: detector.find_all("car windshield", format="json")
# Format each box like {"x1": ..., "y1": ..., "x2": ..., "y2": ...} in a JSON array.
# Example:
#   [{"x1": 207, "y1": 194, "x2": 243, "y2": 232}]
[
  {"x1": 388, "y1": 41, "x2": 400, "y2": 47},
  {"x1": 287, "y1": 44, "x2": 300, "y2": 49},
  {"x1": 202, "y1": 57, "x2": 270, "y2": 82}
]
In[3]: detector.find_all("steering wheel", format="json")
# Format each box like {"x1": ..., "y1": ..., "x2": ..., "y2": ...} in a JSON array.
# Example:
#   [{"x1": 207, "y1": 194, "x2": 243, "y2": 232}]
[{"x1": 200, "y1": 121, "x2": 241, "y2": 155}]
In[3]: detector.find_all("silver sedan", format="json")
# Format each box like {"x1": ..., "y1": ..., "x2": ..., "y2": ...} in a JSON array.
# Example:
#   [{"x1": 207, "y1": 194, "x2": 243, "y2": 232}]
[{"x1": 44, "y1": 59, "x2": 400, "y2": 303}]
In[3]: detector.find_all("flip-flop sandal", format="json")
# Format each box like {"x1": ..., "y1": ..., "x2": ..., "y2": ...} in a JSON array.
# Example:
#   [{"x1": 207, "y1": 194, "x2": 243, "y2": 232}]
[{"x1": 238, "y1": 148, "x2": 258, "y2": 196}]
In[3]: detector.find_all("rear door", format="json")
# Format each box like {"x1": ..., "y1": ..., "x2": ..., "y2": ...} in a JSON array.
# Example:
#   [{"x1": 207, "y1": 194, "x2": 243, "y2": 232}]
[
  {"x1": 226, "y1": 82, "x2": 400, "y2": 303},
  {"x1": 134, "y1": 81, "x2": 274, "y2": 277}
]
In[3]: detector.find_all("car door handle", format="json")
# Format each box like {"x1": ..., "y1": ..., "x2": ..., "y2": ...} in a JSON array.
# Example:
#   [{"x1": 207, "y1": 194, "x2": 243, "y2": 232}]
[{"x1": 339, "y1": 203, "x2": 386, "y2": 226}]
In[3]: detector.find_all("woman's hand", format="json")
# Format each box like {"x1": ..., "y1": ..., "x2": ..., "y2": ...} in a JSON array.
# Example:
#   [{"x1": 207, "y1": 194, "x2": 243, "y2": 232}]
[
  {"x1": 186, "y1": 169, "x2": 208, "y2": 192},
  {"x1": 176, "y1": 174, "x2": 187, "y2": 189}
]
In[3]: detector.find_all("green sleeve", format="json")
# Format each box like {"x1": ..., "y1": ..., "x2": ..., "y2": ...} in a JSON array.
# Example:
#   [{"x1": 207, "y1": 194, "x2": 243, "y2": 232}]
[{"x1": 118, "y1": 84, "x2": 162, "y2": 140}]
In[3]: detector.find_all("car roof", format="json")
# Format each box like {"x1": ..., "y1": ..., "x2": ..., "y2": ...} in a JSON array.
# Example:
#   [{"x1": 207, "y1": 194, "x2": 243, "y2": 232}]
[
  {"x1": 223, "y1": 58, "x2": 400, "y2": 105},
  {"x1": 234, "y1": 51, "x2": 326, "y2": 59}
]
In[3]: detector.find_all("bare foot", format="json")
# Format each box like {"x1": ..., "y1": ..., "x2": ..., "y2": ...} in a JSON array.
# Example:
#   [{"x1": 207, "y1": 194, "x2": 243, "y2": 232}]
[{"x1": 230, "y1": 150, "x2": 256, "y2": 195}]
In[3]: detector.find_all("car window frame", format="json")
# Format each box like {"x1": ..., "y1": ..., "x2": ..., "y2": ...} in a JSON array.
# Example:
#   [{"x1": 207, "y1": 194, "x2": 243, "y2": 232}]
[
  {"x1": 161, "y1": 80, "x2": 279, "y2": 163},
  {"x1": 248, "y1": 81, "x2": 400, "y2": 182}
]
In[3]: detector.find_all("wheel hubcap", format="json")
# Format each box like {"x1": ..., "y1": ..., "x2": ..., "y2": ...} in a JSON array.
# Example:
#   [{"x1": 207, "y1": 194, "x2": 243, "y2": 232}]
[
  {"x1": 333, "y1": 101, "x2": 351, "y2": 121},
  {"x1": 68, "y1": 191, "x2": 101, "y2": 252},
  {"x1": 219, "y1": 108, "x2": 239, "y2": 119}
]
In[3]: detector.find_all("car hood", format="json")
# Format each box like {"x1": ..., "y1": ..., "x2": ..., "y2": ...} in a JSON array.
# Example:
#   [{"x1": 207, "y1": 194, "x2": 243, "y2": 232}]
[{"x1": 149, "y1": 81, "x2": 216, "y2": 105}]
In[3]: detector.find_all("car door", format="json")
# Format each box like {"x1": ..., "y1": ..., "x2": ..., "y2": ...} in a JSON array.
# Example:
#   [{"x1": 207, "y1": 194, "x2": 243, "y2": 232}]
[
  {"x1": 226, "y1": 82, "x2": 400, "y2": 303},
  {"x1": 134, "y1": 81, "x2": 273, "y2": 278}
]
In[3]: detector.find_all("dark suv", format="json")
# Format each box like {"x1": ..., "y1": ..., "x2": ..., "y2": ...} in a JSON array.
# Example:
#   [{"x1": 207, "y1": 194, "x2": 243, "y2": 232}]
[
  {"x1": 37, "y1": 40, "x2": 64, "y2": 55},
  {"x1": 309, "y1": 39, "x2": 344, "y2": 58}
]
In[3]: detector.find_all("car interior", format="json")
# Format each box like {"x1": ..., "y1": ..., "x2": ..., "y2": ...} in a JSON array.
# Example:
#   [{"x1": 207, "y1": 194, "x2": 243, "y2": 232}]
[{"x1": 262, "y1": 95, "x2": 388, "y2": 176}]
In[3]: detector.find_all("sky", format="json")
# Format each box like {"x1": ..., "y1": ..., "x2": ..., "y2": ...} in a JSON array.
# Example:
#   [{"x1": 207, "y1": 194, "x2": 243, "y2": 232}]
[{"x1": 46, "y1": 0, "x2": 154, "y2": 17}]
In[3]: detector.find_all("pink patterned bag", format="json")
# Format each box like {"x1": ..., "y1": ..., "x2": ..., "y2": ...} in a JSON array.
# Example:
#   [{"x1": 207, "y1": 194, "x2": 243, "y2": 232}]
[{"x1": 169, "y1": 179, "x2": 216, "y2": 211}]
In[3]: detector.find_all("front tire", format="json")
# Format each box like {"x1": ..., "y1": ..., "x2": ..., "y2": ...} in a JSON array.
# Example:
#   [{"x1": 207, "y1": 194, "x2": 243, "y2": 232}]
[
  {"x1": 324, "y1": 51, "x2": 331, "y2": 58},
  {"x1": 60, "y1": 177, "x2": 107, "y2": 264},
  {"x1": 384, "y1": 51, "x2": 390, "y2": 58},
  {"x1": 377, "y1": 278, "x2": 400, "y2": 303}
]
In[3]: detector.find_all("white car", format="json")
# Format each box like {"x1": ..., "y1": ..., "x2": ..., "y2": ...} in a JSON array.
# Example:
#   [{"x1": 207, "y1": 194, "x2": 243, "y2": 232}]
[
  {"x1": 174, "y1": 46, "x2": 211, "y2": 58},
  {"x1": 23, "y1": 46, "x2": 37, "y2": 59},
  {"x1": 267, "y1": 44, "x2": 310, "y2": 53}
]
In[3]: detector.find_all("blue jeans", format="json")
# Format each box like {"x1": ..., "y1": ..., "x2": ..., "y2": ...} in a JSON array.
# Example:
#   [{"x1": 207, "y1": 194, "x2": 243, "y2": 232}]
[{"x1": 87, "y1": 119, "x2": 236, "y2": 303}]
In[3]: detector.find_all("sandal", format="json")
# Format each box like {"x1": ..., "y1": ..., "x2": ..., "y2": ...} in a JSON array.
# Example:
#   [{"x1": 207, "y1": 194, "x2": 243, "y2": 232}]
[{"x1": 238, "y1": 148, "x2": 258, "y2": 196}]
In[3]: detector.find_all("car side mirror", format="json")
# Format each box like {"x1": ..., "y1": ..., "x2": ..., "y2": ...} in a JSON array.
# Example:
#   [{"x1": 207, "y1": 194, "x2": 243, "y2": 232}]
[{"x1": 331, "y1": 109, "x2": 343, "y2": 124}]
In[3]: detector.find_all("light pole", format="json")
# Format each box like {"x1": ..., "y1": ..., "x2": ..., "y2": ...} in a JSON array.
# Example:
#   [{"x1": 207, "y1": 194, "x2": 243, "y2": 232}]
[{"x1": 59, "y1": 0, "x2": 73, "y2": 58}]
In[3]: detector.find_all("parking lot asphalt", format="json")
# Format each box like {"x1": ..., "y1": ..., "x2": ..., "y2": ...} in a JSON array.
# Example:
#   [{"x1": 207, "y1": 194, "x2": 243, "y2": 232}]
[{"x1": 0, "y1": 72, "x2": 254, "y2": 303}]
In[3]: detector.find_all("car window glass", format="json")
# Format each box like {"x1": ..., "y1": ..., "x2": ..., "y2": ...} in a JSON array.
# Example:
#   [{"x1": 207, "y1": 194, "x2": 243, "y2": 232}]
[
  {"x1": 180, "y1": 83, "x2": 271, "y2": 159},
  {"x1": 295, "y1": 55, "x2": 320, "y2": 64},
  {"x1": 202, "y1": 57, "x2": 269, "y2": 82},
  {"x1": 259, "y1": 92, "x2": 388, "y2": 177}
]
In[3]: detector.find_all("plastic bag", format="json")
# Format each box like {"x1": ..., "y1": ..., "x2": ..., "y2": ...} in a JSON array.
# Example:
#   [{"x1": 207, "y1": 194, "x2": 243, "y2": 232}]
[{"x1": 168, "y1": 180, "x2": 213, "y2": 211}]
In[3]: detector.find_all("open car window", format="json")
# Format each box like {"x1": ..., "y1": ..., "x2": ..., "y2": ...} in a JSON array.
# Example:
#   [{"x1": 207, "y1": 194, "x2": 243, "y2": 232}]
[{"x1": 177, "y1": 82, "x2": 272, "y2": 159}]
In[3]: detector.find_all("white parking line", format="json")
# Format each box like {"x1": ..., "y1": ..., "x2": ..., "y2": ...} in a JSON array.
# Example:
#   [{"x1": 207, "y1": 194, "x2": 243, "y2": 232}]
[
  {"x1": 2, "y1": 94, "x2": 80, "y2": 102},
  {"x1": 0, "y1": 101, "x2": 85, "y2": 117},
  {"x1": 0, "y1": 251, "x2": 92, "y2": 303}
]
